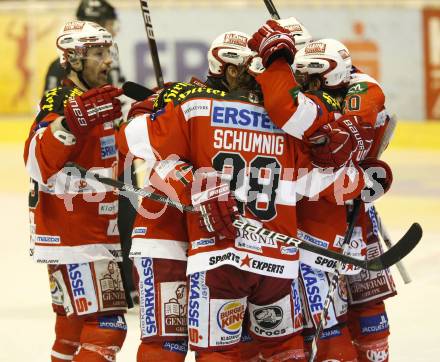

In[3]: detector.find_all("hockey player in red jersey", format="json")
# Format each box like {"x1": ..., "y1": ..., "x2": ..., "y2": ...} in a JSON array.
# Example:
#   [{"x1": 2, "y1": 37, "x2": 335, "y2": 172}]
[
  {"x1": 121, "y1": 30, "x2": 267, "y2": 361},
  {"x1": 248, "y1": 20, "x2": 395, "y2": 361},
  {"x1": 24, "y1": 21, "x2": 127, "y2": 362},
  {"x1": 118, "y1": 26, "x2": 372, "y2": 360},
  {"x1": 121, "y1": 83, "x2": 195, "y2": 362},
  {"x1": 288, "y1": 33, "x2": 396, "y2": 362}
]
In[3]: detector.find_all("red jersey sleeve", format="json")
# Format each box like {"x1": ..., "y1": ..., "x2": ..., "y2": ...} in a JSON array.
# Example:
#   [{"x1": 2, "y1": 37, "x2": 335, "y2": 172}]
[
  {"x1": 24, "y1": 87, "x2": 80, "y2": 183},
  {"x1": 256, "y1": 59, "x2": 340, "y2": 140},
  {"x1": 294, "y1": 141, "x2": 365, "y2": 204},
  {"x1": 343, "y1": 81, "x2": 385, "y2": 126},
  {"x1": 118, "y1": 101, "x2": 191, "y2": 163},
  {"x1": 344, "y1": 72, "x2": 389, "y2": 159}
]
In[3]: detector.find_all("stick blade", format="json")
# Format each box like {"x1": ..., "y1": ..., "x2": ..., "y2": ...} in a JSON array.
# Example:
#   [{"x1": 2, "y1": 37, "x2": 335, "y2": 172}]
[
  {"x1": 122, "y1": 81, "x2": 154, "y2": 101},
  {"x1": 367, "y1": 223, "x2": 422, "y2": 271}
]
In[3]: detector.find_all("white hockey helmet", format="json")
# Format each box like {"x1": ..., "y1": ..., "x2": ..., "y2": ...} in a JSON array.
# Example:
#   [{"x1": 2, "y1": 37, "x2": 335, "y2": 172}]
[
  {"x1": 276, "y1": 17, "x2": 312, "y2": 50},
  {"x1": 208, "y1": 31, "x2": 256, "y2": 77},
  {"x1": 56, "y1": 20, "x2": 113, "y2": 68},
  {"x1": 293, "y1": 38, "x2": 352, "y2": 89}
]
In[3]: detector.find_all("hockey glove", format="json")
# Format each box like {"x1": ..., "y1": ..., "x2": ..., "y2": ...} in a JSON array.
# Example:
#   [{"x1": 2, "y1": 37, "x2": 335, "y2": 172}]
[
  {"x1": 64, "y1": 85, "x2": 122, "y2": 137},
  {"x1": 148, "y1": 158, "x2": 195, "y2": 207},
  {"x1": 246, "y1": 56, "x2": 266, "y2": 77},
  {"x1": 199, "y1": 184, "x2": 239, "y2": 240},
  {"x1": 248, "y1": 19, "x2": 297, "y2": 67},
  {"x1": 199, "y1": 192, "x2": 239, "y2": 240},
  {"x1": 189, "y1": 172, "x2": 239, "y2": 240},
  {"x1": 360, "y1": 158, "x2": 393, "y2": 202},
  {"x1": 127, "y1": 94, "x2": 157, "y2": 120},
  {"x1": 308, "y1": 115, "x2": 374, "y2": 169}
]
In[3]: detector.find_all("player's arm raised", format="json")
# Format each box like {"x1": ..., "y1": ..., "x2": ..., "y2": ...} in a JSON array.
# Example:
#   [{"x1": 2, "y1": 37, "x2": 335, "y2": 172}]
[
  {"x1": 24, "y1": 85, "x2": 122, "y2": 184},
  {"x1": 248, "y1": 20, "x2": 327, "y2": 139}
]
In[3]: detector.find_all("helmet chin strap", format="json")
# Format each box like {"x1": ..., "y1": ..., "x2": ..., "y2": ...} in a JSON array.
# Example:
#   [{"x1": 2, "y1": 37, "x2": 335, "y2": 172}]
[
  {"x1": 205, "y1": 75, "x2": 230, "y2": 92},
  {"x1": 77, "y1": 71, "x2": 92, "y2": 90},
  {"x1": 69, "y1": 58, "x2": 92, "y2": 91},
  {"x1": 77, "y1": 60, "x2": 92, "y2": 90}
]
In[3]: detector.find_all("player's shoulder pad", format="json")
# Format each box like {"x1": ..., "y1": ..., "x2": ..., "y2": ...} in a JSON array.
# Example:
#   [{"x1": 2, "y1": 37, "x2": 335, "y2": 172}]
[
  {"x1": 306, "y1": 90, "x2": 341, "y2": 112},
  {"x1": 173, "y1": 85, "x2": 228, "y2": 104},
  {"x1": 36, "y1": 86, "x2": 83, "y2": 123},
  {"x1": 346, "y1": 81, "x2": 370, "y2": 96},
  {"x1": 154, "y1": 82, "x2": 228, "y2": 112},
  {"x1": 154, "y1": 82, "x2": 195, "y2": 110},
  {"x1": 347, "y1": 69, "x2": 382, "y2": 94}
]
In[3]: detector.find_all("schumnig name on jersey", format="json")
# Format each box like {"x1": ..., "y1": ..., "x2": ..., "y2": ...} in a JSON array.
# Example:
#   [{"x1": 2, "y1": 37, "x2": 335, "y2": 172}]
[
  {"x1": 213, "y1": 130, "x2": 284, "y2": 156},
  {"x1": 212, "y1": 100, "x2": 284, "y2": 156}
]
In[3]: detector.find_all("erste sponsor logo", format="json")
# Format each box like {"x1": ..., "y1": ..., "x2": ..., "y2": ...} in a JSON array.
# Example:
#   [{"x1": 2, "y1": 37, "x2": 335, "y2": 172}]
[
  {"x1": 291, "y1": 282, "x2": 303, "y2": 331},
  {"x1": 211, "y1": 101, "x2": 281, "y2": 133},
  {"x1": 321, "y1": 327, "x2": 342, "y2": 339}
]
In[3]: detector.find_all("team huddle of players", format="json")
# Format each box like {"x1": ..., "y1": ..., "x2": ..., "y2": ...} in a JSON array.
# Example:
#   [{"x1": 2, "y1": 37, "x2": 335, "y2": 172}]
[{"x1": 24, "y1": 1, "x2": 396, "y2": 362}]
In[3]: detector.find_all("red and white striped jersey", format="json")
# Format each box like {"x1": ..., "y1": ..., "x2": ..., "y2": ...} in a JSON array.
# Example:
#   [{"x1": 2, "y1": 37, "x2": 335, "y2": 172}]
[
  {"x1": 118, "y1": 86, "x2": 366, "y2": 279},
  {"x1": 265, "y1": 64, "x2": 391, "y2": 274},
  {"x1": 24, "y1": 85, "x2": 121, "y2": 264}
]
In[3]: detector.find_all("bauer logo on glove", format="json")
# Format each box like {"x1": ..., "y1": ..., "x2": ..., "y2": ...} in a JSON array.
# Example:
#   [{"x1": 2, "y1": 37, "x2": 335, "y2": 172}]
[
  {"x1": 64, "y1": 84, "x2": 123, "y2": 137},
  {"x1": 191, "y1": 183, "x2": 230, "y2": 206}
]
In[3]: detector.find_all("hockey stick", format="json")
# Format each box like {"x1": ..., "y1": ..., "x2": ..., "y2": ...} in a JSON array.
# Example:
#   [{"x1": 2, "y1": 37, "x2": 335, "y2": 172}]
[
  {"x1": 139, "y1": 0, "x2": 164, "y2": 88},
  {"x1": 373, "y1": 114, "x2": 412, "y2": 283},
  {"x1": 374, "y1": 207, "x2": 412, "y2": 284},
  {"x1": 122, "y1": 81, "x2": 154, "y2": 101},
  {"x1": 263, "y1": 0, "x2": 280, "y2": 20},
  {"x1": 64, "y1": 162, "x2": 422, "y2": 272},
  {"x1": 308, "y1": 199, "x2": 362, "y2": 362}
]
